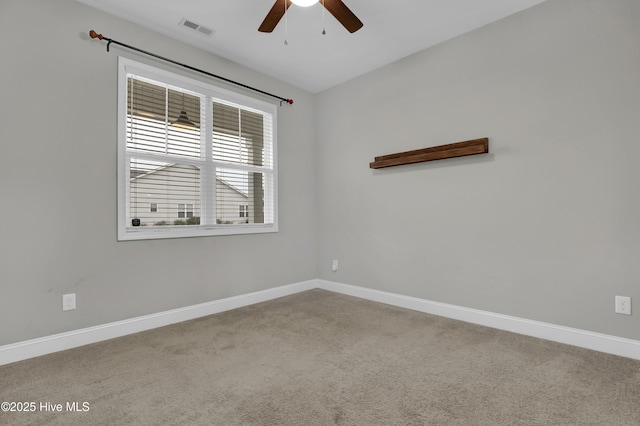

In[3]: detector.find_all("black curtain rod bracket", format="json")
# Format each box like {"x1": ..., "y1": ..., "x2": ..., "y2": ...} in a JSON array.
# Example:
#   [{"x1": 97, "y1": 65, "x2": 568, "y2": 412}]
[{"x1": 89, "y1": 30, "x2": 294, "y2": 105}]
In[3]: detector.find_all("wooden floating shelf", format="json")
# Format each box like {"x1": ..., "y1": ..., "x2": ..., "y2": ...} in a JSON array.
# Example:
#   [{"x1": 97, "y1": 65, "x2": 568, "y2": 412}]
[{"x1": 369, "y1": 138, "x2": 489, "y2": 169}]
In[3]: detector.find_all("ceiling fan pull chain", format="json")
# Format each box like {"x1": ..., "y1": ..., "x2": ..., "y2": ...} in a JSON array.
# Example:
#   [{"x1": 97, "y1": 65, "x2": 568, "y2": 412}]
[
  {"x1": 321, "y1": 0, "x2": 325, "y2": 34},
  {"x1": 284, "y1": 0, "x2": 289, "y2": 45}
]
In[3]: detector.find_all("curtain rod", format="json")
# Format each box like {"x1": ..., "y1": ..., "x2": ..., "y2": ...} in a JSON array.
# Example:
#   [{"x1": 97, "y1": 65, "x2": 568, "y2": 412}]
[{"x1": 89, "y1": 30, "x2": 294, "y2": 105}]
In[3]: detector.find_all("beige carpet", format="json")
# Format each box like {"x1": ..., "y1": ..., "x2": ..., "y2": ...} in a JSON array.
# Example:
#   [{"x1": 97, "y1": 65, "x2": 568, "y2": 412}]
[{"x1": 1, "y1": 289, "x2": 639, "y2": 425}]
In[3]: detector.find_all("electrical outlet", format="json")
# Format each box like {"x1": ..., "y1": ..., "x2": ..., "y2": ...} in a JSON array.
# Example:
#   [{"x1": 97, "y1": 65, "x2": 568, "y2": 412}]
[
  {"x1": 332, "y1": 259, "x2": 339, "y2": 272},
  {"x1": 615, "y1": 296, "x2": 631, "y2": 315},
  {"x1": 62, "y1": 293, "x2": 76, "y2": 311}
]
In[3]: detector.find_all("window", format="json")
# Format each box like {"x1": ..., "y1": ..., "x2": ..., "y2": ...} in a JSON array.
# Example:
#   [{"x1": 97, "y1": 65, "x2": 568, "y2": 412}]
[
  {"x1": 118, "y1": 58, "x2": 277, "y2": 240},
  {"x1": 177, "y1": 204, "x2": 194, "y2": 218}
]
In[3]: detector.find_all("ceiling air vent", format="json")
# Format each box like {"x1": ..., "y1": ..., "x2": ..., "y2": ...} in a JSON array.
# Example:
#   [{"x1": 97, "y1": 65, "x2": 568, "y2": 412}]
[{"x1": 179, "y1": 18, "x2": 215, "y2": 37}]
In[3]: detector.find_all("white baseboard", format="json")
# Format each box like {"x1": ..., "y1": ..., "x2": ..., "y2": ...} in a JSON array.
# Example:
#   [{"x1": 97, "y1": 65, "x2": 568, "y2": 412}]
[
  {"x1": 316, "y1": 279, "x2": 640, "y2": 361},
  {"x1": 0, "y1": 280, "x2": 316, "y2": 366},
  {"x1": 2, "y1": 278, "x2": 638, "y2": 366}
]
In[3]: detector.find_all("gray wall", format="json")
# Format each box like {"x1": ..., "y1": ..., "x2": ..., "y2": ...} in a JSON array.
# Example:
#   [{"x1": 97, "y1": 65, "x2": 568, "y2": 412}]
[
  {"x1": 0, "y1": 0, "x2": 317, "y2": 345},
  {"x1": 316, "y1": 0, "x2": 640, "y2": 340},
  {"x1": 2, "y1": 0, "x2": 639, "y2": 347}
]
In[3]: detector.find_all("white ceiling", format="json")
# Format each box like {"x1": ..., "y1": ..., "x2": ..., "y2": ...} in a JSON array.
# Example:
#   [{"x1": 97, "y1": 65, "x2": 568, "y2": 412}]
[{"x1": 77, "y1": 0, "x2": 548, "y2": 93}]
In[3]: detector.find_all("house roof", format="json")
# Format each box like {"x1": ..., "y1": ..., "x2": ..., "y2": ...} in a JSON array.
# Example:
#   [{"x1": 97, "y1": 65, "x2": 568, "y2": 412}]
[{"x1": 130, "y1": 162, "x2": 250, "y2": 198}]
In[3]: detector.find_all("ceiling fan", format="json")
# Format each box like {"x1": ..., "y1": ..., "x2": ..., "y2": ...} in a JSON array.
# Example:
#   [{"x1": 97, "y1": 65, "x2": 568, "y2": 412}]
[{"x1": 259, "y1": 0, "x2": 363, "y2": 34}]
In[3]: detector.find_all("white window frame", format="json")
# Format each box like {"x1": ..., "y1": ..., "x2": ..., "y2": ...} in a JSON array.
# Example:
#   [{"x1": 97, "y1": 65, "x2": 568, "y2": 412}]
[
  {"x1": 117, "y1": 57, "x2": 278, "y2": 241},
  {"x1": 177, "y1": 203, "x2": 194, "y2": 219}
]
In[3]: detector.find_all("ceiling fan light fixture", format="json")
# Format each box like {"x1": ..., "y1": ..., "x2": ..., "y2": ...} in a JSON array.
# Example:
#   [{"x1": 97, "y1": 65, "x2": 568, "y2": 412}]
[
  {"x1": 290, "y1": 0, "x2": 319, "y2": 7},
  {"x1": 259, "y1": 0, "x2": 363, "y2": 34}
]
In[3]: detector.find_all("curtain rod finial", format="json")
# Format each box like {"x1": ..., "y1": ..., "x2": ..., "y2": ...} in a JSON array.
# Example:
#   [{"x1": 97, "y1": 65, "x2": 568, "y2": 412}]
[{"x1": 89, "y1": 30, "x2": 103, "y2": 40}]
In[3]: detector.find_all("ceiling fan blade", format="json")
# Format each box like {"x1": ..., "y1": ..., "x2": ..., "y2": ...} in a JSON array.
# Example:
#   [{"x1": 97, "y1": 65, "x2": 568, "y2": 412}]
[
  {"x1": 258, "y1": 0, "x2": 291, "y2": 33},
  {"x1": 322, "y1": 0, "x2": 363, "y2": 33}
]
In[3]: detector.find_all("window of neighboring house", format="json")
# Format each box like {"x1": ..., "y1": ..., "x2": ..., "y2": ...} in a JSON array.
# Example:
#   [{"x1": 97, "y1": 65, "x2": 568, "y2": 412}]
[
  {"x1": 178, "y1": 204, "x2": 194, "y2": 218},
  {"x1": 118, "y1": 58, "x2": 278, "y2": 240}
]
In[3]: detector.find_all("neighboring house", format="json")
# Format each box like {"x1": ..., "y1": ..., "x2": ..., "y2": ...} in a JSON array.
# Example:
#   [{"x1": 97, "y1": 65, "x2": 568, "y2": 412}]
[
  {"x1": 216, "y1": 177, "x2": 254, "y2": 224},
  {"x1": 129, "y1": 163, "x2": 252, "y2": 226}
]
